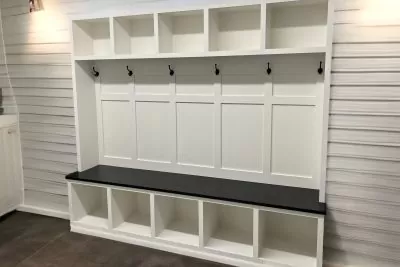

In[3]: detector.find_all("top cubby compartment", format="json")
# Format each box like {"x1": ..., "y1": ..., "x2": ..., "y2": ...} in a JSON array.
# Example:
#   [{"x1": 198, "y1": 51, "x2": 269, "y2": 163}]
[
  {"x1": 114, "y1": 14, "x2": 156, "y2": 55},
  {"x1": 266, "y1": 1, "x2": 328, "y2": 49},
  {"x1": 208, "y1": 5, "x2": 262, "y2": 52},
  {"x1": 158, "y1": 10, "x2": 205, "y2": 53},
  {"x1": 73, "y1": 18, "x2": 111, "y2": 56}
]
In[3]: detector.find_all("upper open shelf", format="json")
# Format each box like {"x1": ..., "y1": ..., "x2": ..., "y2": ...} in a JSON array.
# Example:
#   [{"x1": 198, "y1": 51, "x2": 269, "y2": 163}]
[
  {"x1": 72, "y1": 0, "x2": 329, "y2": 58},
  {"x1": 73, "y1": 18, "x2": 112, "y2": 56}
]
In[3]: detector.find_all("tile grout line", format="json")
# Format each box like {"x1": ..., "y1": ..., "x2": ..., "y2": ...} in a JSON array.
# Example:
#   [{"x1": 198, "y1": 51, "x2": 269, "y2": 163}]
[{"x1": 15, "y1": 230, "x2": 68, "y2": 267}]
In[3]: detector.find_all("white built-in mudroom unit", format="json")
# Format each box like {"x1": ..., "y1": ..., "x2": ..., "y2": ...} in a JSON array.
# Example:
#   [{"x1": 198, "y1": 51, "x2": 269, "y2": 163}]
[{"x1": 66, "y1": 0, "x2": 333, "y2": 266}]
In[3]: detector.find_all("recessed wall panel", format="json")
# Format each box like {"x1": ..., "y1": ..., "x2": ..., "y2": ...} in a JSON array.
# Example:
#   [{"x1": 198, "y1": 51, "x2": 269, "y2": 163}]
[
  {"x1": 271, "y1": 105, "x2": 315, "y2": 178},
  {"x1": 221, "y1": 104, "x2": 264, "y2": 172},
  {"x1": 177, "y1": 103, "x2": 214, "y2": 167},
  {"x1": 102, "y1": 101, "x2": 134, "y2": 158},
  {"x1": 136, "y1": 102, "x2": 171, "y2": 162}
]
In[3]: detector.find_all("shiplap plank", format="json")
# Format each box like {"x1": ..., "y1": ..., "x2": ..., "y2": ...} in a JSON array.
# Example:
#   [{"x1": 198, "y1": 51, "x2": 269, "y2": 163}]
[
  {"x1": 23, "y1": 190, "x2": 69, "y2": 213},
  {"x1": 4, "y1": 30, "x2": 70, "y2": 45},
  {"x1": 329, "y1": 129, "x2": 400, "y2": 146},
  {"x1": 2, "y1": 11, "x2": 69, "y2": 34},
  {"x1": 333, "y1": 43, "x2": 400, "y2": 58},
  {"x1": 16, "y1": 96, "x2": 74, "y2": 107},
  {"x1": 21, "y1": 131, "x2": 76, "y2": 144},
  {"x1": 326, "y1": 223, "x2": 400, "y2": 248},
  {"x1": 327, "y1": 182, "x2": 400, "y2": 204},
  {"x1": 332, "y1": 73, "x2": 400, "y2": 86},
  {"x1": 19, "y1": 114, "x2": 75, "y2": 125},
  {"x1": 18, "y1": 105, "x2": 74, "y2": 116},
  {"x1": 8, "y1": 65, "x2": 72, "y2": 79},
  {"x1": 1, "y1": 5, "x2": 29, "y2": 17},
  {"x1": 334, "y1": 25, "x2": 400, "y2": 43},
  {"x1": 331, "y1": 86, "x2": 400, "y2": 100},
  {"x1": 334, "y1": 0, "x2": 363, "y2": 11},
  {"x1": 22, "y1": 140, "x2": 76, "y2": 153},
  {"x1": 0, "y1": 0, "x2": 27, "y2": 9},
  {"x1": 23, "y1": 168, "x2": 67, "y2": 183},
  {"x1": 329, "y1": 143, "x2": 400, "y2": 162},
  {"x1": 23, "y1": 157, "x2": 77, "y2": 174},
  {"x1": 4, "y1": 43, "x2": 71, "y2": 54},
  {"x1": 23, "y1": 149, "x2": 77, "y2": 164},
  {"x1": 327, "y1": 209, "x2": 400, "y2": 235},
  {"x1": 14, "y1": 88, "x2": 73, "y2": 98},
  {"x1": 327, "y1": 170, "x2": 400, "y2": 189},
  {"x1": 330, "y1": 117, "x2": 400, "y2": 135},
  {"x1": 325, "y1": 235, "x2": 400, "y2": 263},
  {"x1": 333, "y1": 58, "x2": 400, "y2": 72},
  {"x1": 327, "y1": 195, "x2": 400, "y2": 220},
  {"x1": 10, "y1": 78, "x2": 72, "y2": 88},
  {"x1": 330, "y1": 100, "x2": 400, "y2": 115},
  {"x1": 24, "y1": 177, "x2": 68, "y2": 195},
  {"x1": 328, "y1": 156, "x2": 400, "y2": 176},
  {"x1": 20, "y1": 122, "x2": 76, "y2": 136},
  {"x1": 325, "y1": 248, "x2": 400, "y2": 267},
  {"x1": 6, "y1": 54, "x2": 71, "y2": 65}
]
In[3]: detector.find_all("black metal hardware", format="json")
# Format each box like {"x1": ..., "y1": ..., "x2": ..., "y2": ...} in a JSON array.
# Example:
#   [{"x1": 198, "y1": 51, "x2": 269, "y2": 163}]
[
  {"x1": 92, "y1": 66, "x2": 99, "y2": 77},
  {"x1": 267, "y1": 62, "x2": 272, "y2": 75},
  {"x1": 318, "y1": 61, "x2": 324, "y2": 74},
  {"x1": 214, "y1": 64, "x2": 220, "y2": 76},
  {"x1": 168, "y1": 65, "x2": 174, "y2": 76},
  {"x1": 126, "y1": 66, "x2": 133, "y2": 77}
]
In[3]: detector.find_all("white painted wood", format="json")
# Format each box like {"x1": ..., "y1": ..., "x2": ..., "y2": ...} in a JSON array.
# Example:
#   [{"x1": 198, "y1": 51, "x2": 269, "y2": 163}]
[
  {"x1": 258, "y1": 209, "x2": 318, "y2": 267},
  {"x1": 136, "y1": 101, "x2": 172, "y2": 163},
  {"x1": 73, "y1": 18, "x2": 112, "y2": 56},
  {"x1": 70, "y1": 183, "x2": 108, "y2": 229},
  {"x1": 267, "y1": 1, "x2": 327, "y2": 49},
  {"x1": 158, "y1": 10, "x2": 205, "y2": 53},
  {"x1": 111, "y1": 189, "x2": 151, "y2": 237},
  {"x1": 114, "y1": 14, "x2": 156, "y2": 55},
  {"x1": 221, "y1": 104, "x2": 264, "y2": 173},
  {"x1": 209, "y1": 5, "x2": 262, "y2": 52},
  {"x1": 203, "y1": 202, "x2": 253, "y2": 258},
  {"x1": 271, "y1": 105, "x2": 316, "y2": 178},
  {"x1": 176, "y1": 103, "x2": 214, "y2": 167}
]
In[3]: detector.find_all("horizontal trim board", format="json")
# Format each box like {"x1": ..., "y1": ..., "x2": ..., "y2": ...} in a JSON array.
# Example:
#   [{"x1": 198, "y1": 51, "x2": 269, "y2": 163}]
[
  {"x1": 328, "y1": 142, "x2": 400, "y2": 162},
  {"x1": 22, "y1": 140, "x2": 77, "y2": 153},
  {"x1": 328, "y1": 156, "x2": 400, "y2": 176},
  {"x1": 24, "y1": 168, "x2": 69, "y2": 183},
  {"x1": 13, "y1": 88, "x2": 73, "y2": 98},
  {"x1": 24, "y1": 177, "x2": 68, "y2": 195},
  {"x1": 23, "y1": 158, "x2": 77, "y2": 174},
  {"x1": 19, "y1": 114, "x2": 75, "y2": 125},
  {"x1": 329, "y1": 129, "x2": 400, "y2": 146},
  {"x1": 4, "y1": 43, "x2": 71, "y2": 55},
  {"x1": 332, "y1": 58, "x2": 400, "y2": 72},
  {"x1": 16, "y1": 96, "x2": 74, "y2": 107},
  {"x1": 23, "y1": 149, "x2": 77, "y2": 164},
  {"x1": 20, "y1": 122, "x2": 76, "y2": 136},
  {"x1": 67, "y1": 165, "x2": 326, "y2": 214},
  {"x1": 10, "y1": 78, "x2": 72, "y2": 89},
  {"x1": 21, "y1": 131, "x2": 76, "y2": 144}
]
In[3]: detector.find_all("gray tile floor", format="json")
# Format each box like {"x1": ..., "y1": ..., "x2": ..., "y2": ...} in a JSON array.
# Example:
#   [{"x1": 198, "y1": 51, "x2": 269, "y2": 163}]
[{"x1": 0, "y1": 212, "x2": 230, "y2": 267}]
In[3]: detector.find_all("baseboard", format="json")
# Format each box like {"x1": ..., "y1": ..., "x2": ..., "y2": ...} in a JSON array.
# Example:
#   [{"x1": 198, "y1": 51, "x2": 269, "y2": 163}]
[{"x1": 17, "y1": 204, "x2": 70, "y2": 220}]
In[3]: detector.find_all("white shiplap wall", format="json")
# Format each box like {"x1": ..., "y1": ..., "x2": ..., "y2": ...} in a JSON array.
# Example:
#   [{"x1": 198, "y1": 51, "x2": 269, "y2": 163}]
[{"x1": 1, "y1": 0, "x2": 400, "y2": 266}]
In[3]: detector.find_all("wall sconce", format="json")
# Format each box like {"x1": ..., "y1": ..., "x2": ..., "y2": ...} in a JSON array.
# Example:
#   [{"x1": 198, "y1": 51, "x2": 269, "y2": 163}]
[{"x1": 29, "y1": 0, "x2": 41, "y2": 12}]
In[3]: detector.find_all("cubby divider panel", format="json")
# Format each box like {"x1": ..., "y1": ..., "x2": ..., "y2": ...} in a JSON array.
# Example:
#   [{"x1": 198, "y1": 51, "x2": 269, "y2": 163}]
[
  {"x1": 111, "y1": 189, "x2": 151, "y2": 237},
  {"x1": 154, "y1": 195, "x2": 200, "y2": 246},
  {"x1": 258, "y1": 210, "x2": 318, "y2": 267},
  {"x1": 73, "y1": 18, "x2": 111, "y2": 56},
  {"x1": 203, "y1": 202, "x2": 253, "y2": 257},
  {"x1": 70, "y1": 184, "x2": 108, "y2": 229}
]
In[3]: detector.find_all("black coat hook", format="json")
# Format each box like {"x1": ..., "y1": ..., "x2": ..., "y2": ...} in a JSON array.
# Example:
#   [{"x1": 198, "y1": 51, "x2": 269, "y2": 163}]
[
  {"x1": 267, "y1": 62, "x2": 272, "y2": 75},
  {"x1": 168, "y1": 65, "x2": 174, "y2": 76},
  {"x1": 318, "y1": 61, "x2": 324, "y2": 75},
  {"x1": 214, "y1": 64, "x2": 220, "y2": 76},
  {"x1": 92, "y1": 66, "x2": 99, "y2": 77},
  {"x1": 126, "y1": 66, "x2": 133, "y2": 77}
]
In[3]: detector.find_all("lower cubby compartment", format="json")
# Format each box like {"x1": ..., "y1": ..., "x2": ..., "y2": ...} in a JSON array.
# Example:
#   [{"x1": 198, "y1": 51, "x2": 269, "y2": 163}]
[
  {"x1": 70, "y1": 184, "x2": 108, "y2": 229},
  {"x1": 203, "y1": 202, "x2": 253, "y2": 257},
  {"x1": 111, "y1": 189, "x2": 151, "y2": 237},
  {"x1": 258, "y1": 210, "x2": 318, "y2": 267},
  {"x1": 154, "y1": 195, "x2": 199, "y2": 246}
]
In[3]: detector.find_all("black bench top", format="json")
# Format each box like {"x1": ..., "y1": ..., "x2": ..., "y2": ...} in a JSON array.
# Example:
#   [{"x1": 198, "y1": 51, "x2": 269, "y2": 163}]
[{"x1": 66, "y1": 165, "x2": 326, "y2": 215}]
